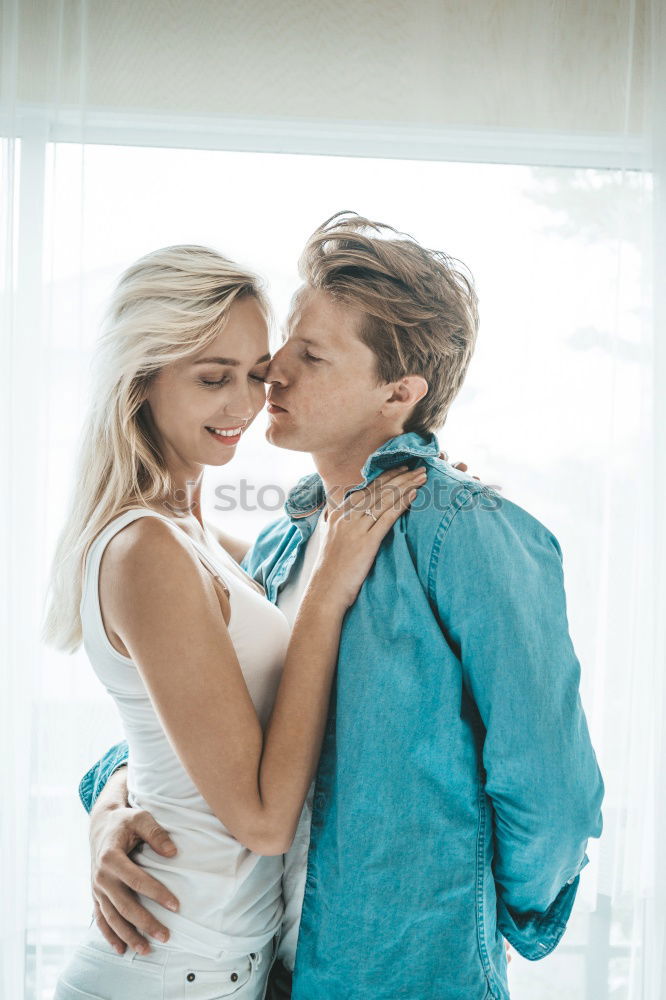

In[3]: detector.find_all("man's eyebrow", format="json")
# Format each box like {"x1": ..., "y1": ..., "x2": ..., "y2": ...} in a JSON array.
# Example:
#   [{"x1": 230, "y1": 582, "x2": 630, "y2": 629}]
[
  {"x1": 192, "y1": 354, "x2": 271, "y2": 366},
  {"x1": 292, "y1": 336, "x2": 326, "y2": 350}
]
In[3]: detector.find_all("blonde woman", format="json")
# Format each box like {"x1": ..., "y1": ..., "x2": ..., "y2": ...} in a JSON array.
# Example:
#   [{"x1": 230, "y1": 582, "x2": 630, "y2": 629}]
[{"x1": 45, "y1": 245, "x2": 425, "y2": 1000}]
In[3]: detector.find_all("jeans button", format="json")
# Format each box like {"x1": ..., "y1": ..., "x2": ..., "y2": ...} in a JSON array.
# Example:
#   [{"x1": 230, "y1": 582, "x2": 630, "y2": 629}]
[
  {"x1": 186, "y1": 973, "x2": 195, "y2": 982},
  {"x1": 231, "y1": 972, "x2": 238, "y2": 982}
]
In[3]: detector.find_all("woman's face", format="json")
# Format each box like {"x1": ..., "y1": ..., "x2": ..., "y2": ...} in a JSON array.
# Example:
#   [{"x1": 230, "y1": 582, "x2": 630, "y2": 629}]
[{"x1": 145, "y1": 295, "x2": 271, "y2": 469}]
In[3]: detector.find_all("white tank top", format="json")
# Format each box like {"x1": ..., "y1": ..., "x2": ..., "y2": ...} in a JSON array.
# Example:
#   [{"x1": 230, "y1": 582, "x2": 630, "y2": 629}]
[{"x1": 80, "y1": 508, "x2": 290, "y2": 956}]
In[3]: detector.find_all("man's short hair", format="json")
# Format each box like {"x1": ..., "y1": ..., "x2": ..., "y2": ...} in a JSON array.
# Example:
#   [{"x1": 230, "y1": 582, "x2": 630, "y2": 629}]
[{"x1": 298, "y1": 211, "x2": 479, "y2": 435}]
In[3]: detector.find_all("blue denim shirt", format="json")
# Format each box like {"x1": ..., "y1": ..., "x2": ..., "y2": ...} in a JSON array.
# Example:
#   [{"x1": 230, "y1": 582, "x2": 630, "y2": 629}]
[{"x1": 80, "y1": 432, "x2": 604, "y2": 1000}]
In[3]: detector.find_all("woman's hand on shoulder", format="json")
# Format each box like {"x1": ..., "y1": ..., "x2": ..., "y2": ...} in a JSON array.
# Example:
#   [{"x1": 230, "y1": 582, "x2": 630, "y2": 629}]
[{"x1": 311, "y1": 465, "x2": 427, "y2": 612}]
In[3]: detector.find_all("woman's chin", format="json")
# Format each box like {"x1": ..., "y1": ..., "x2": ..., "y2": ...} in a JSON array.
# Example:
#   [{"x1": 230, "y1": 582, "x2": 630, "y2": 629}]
[
  {"x1": 199, "y1": 429, "x2": 244, "y2": 465},
  {"x1": 205, "y1": 447, "x2": 237, "y2": 466}
]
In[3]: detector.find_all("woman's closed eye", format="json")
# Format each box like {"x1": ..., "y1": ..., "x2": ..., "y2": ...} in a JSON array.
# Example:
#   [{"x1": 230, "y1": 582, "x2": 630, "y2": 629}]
[
  {"x1": 304, "y1": 350, "x2": 323, "y2": 364},
  {"x1": 199, "y1": 370, "x2": 267, "y2": 388},
  {"x1": 199, "y1": 375, "x2": 230, "y2": 387}
]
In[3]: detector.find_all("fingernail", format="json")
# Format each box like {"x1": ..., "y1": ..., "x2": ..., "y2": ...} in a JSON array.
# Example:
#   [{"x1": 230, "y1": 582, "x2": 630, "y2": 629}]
[
  {"x1": 156, "y1": 930, "x2": 168, "y2": 943},
  {"x1": 115, "y1": 945, "x2": 125, "y2": 955},
  {"x1": 166, "y1": 900, "x2": 178, "y2": 912}
]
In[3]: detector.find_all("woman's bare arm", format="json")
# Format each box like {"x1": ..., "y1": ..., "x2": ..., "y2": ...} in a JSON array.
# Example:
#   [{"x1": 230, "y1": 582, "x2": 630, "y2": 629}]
[{"x1": 101, "y1": 466, "x2": 425, "y2": 856}]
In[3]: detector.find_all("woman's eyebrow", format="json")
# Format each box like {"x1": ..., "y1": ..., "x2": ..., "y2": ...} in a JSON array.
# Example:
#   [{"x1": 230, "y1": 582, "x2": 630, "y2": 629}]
[{"x1": 192, "y1": 354, "x2": 271, "y2": 366}]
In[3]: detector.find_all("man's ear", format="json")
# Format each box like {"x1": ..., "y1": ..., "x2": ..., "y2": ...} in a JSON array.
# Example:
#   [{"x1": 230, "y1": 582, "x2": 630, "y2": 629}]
[{"x1": 383, "y1": 375, "x2": 429, "y2": 413}]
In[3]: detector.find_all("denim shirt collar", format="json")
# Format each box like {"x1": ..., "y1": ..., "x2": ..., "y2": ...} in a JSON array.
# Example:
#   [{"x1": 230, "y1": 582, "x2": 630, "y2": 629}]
[{"x1": 284, "y1": 431, "x2": 440, "y2": 528}]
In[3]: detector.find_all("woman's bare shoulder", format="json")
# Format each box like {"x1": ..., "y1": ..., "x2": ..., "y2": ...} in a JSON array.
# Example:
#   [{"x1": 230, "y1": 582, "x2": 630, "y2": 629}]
[{"x1": 101, "y1": 513, "x2": 195, "y2": 576}]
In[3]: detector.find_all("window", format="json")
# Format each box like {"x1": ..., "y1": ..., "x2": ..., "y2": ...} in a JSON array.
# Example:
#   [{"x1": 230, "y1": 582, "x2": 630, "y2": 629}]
[{"x1": 31, "y1": 142, "x2": 645, "y2": 999}]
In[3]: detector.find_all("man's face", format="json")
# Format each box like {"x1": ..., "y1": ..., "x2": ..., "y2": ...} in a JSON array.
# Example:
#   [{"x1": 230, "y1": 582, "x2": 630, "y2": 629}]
[{"x1": 265, "y1": 287, "x2": 391, "y2": 459}]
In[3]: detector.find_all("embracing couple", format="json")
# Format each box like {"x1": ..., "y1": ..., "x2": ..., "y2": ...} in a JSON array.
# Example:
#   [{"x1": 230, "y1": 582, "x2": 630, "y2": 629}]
[{"x1": 45, "y1": 212, "x2": 604, "y2": 1000}]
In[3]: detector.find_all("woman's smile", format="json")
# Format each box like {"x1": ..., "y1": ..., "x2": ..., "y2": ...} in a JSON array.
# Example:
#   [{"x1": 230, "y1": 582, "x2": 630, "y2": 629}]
[{"x1": 205, "y1": 424, "x2": 245, "y2": 445}]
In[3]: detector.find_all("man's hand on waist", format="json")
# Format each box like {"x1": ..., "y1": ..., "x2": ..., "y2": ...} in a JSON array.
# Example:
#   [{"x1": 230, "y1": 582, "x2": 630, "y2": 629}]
[{"x1": 89, "y1": 766, "x2": 179, "y2": 955}]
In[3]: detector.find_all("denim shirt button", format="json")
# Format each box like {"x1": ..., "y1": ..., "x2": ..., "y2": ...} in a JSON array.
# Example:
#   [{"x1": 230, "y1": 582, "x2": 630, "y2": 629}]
[{"x1": 315, "y1": 793, "x2": 326, "y2": 809}]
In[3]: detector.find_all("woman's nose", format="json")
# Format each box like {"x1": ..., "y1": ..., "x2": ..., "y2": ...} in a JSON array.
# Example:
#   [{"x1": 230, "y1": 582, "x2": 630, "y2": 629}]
[{"x1": 225, "y1": 385, "x2": 257, "y2": 419}]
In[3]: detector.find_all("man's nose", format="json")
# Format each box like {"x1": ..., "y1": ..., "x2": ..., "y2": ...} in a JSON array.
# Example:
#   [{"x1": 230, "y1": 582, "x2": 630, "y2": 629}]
[{"x1": 266, "y1": 347, "x2": 288, "y2": 386}]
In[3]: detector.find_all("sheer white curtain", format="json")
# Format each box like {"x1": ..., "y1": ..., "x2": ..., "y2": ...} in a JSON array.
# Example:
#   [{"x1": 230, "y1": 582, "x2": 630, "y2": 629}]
[{"x1": 1, "y1": 2, "x2": 665, "y2": 998}]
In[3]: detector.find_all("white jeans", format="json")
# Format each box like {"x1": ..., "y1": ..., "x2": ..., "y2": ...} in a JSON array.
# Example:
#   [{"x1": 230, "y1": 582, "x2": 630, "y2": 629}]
[{"x1": 53, "y1": 920, "x2": 280, "y2": 1000}]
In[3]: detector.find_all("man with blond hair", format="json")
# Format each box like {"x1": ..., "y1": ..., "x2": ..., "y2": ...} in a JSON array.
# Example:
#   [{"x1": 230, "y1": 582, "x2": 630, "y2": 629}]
[{"x1": 78, "y1": 213, "x2": 603, "y2": 1000}]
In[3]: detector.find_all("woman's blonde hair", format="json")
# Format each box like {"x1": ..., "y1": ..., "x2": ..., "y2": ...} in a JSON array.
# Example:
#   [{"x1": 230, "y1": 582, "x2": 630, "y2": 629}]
[
  {"x1": 42, "y1": 244, "x2": 269, "y2": 653},
  {"x1": 299, "y1": 212, "x2": 479, "y2": 435}
]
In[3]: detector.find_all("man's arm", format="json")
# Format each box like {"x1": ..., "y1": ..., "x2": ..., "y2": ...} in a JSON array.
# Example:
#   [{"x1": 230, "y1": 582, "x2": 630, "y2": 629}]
[
  {"x1": 87, "y1": 765, "x2": 180, "y2": 954},
  {"x1": 79, "y1": 740, "x2": 129, "y2": 813},
  {"x1": 80, "y1": 745, "x2": 179, "y2": 954},
  {"x1": 432, "y1": 495, "x2": 604, "y2": 960}
]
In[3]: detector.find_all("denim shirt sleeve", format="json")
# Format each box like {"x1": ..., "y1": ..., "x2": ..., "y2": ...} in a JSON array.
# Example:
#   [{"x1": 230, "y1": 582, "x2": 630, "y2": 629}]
[
  {"x1": 430, "y1": 494, "x2": 604, "y2": 959},
  {"x1": 79, "y1": 740, "x2": 129, "y2": 814},
  {"x1": 241, "y1": 515, "x2": 291, "y2": 587}
]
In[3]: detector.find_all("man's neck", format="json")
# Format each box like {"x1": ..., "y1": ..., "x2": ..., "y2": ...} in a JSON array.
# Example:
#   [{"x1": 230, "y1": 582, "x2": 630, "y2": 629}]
[{"x1": 313, "y1": 428, "x2": 401, "y2": 510}]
